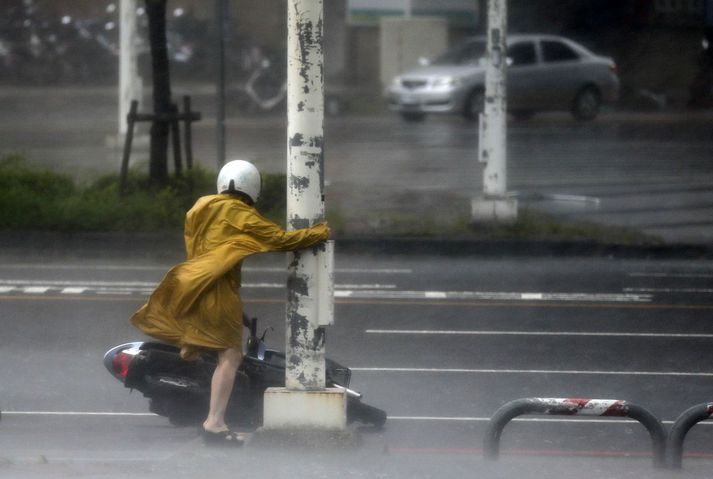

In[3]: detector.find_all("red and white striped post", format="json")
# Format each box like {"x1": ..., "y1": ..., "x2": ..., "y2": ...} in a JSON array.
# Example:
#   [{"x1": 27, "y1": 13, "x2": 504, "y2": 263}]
[{"x1": 484, "y1": 397, "x2": 666, "y2": 468}]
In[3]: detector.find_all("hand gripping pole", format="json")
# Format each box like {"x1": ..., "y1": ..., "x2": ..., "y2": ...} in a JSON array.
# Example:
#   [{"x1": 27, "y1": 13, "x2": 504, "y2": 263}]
[{"x1": 483, "y1": 397, "x2": 667, "y2": 468}]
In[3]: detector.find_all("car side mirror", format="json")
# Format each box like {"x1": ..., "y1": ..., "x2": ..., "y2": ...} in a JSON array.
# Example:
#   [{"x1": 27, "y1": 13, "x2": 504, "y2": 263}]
[
  {"x1": 506, "y1": 57, "x2": 514, "y2": 66},
  {"x1": 418, "y1": 56, "x2": 430, "y2": 67}
]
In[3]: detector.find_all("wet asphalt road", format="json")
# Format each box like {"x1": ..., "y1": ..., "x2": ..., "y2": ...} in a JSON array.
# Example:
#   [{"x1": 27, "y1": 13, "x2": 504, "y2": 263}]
[
  {"x1": 1, "y1": 86, "x2": 712, "y2": 242},
  {"x1": 1, "y1": 86, "x2": 713, "y2": 477},
  {"x1": 1, "y1": 244, "x2": 713, "y2": 478}
]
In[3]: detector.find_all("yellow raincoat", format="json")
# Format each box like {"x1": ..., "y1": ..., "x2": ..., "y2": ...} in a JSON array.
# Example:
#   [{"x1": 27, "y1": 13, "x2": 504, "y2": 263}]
[{"x1": 130, "y1": 194, "x2": 329, "y2": 359}]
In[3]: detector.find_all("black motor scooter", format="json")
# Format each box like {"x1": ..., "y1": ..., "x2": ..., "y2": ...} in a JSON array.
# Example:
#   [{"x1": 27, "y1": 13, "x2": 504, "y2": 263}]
[{"x1": 104, "y1": 315, "x2": 387, "y2": 429}]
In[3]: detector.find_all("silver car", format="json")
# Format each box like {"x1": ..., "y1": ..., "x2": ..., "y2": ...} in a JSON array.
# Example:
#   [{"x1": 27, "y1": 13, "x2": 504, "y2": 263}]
[{"x1": 386, "y1": 34, "x2": 619, "y2": 122}]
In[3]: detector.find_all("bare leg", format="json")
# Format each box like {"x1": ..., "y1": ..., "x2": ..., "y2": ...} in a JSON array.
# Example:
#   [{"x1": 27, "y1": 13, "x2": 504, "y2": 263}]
[{"x1": 203, "y1": 347, "x2": 242, "y2": 432}]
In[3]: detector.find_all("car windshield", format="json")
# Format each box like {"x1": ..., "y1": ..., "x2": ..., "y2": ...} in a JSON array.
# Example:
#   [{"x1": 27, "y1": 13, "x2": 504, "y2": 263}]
[{"x1": 431, "y1": 40, "x2": 487, "y2": 66}]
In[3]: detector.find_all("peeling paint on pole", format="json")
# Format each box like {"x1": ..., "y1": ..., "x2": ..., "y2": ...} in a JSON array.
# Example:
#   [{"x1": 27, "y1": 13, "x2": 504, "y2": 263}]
[
  {"x1": 472, "y1": 0, "x2": 517, "y2": 223},
  {"x1": 286, "y1": 0, "x2": 327, "y2": 391},
  {"x1": 479, "y1": 0, "x2": 507, "y2": 197},
  {"x1": 119, "y1": 0, "x2": 142, "y2": 136}
]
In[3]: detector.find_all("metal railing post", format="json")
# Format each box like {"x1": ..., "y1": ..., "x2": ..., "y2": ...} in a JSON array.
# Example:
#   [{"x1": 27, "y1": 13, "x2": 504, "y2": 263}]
[
  {"x1": 484, "y1": 397, "x2": 666, "y2": 468},
  {"x1": 667, "y1": 402, "x2": 713, "y2": 469}
]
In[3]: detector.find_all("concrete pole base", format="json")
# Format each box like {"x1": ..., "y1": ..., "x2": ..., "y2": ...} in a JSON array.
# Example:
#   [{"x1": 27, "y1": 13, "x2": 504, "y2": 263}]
[
  {"x1": 471, "y1": 196, "x2": 519, "y2": 224},
  {"x1": 263, "y1": 387, "x2": 347, "y2": 431},
  {"x1": 249, "y1": 427, "x2": 361, "y2": 450}
]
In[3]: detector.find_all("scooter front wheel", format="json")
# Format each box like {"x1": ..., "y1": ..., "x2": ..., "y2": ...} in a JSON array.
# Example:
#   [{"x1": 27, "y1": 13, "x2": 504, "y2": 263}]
[{"x1": 347, "y1": 397, "x2": 387, "y2": 428}]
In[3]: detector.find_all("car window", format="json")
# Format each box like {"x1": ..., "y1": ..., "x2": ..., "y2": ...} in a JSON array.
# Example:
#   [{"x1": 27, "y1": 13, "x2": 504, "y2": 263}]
[
  {"x1": 507, "y1": 42, "x2": 537, "y2": 66},
  {"x1": 541, "y1": 40, "x2": 580, "y2": 63},
  {"x1": 432, "y1": 40, "x2": 487, "y2": 66}
]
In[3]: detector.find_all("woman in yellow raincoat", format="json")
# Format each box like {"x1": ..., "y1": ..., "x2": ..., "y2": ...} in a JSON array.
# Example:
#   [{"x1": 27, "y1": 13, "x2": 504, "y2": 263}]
[{"x1": 130, "y1": 160, "x2": 329, "y2": 445}]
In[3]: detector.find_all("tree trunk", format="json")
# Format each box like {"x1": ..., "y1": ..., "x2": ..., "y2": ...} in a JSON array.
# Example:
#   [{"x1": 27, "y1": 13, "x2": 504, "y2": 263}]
[{"x1": 145, "y1": 0, "x2": 171, "y2": 185}]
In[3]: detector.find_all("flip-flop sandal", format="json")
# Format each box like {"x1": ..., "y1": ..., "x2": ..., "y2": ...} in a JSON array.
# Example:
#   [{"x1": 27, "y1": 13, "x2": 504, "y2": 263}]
[{"x1": 201, "y1": 428, "x2": 245, "y2": 447}]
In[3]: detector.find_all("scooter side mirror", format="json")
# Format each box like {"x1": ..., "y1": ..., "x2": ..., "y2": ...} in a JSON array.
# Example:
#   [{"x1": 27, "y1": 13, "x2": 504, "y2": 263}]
[{"x1": 260, "y1": 327, "x2": 274, "y2": 341}]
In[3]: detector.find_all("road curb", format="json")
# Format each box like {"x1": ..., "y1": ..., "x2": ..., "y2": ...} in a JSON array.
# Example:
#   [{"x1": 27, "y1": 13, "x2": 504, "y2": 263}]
[
  {"x1": 337, "y1": 237, "x2": 713, "y2": 259},
  {"x1": 1, "y1": 231, "x2": 712, "y2": 260}
]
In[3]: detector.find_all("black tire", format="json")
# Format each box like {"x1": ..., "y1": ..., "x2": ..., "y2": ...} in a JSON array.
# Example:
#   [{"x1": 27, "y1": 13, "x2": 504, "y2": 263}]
[
  {"x1": 463, "y1": 89, "x2": 485, "y2": 121},
  {"x1": 149, "y1": 397, "x2": 204, "y2": 426},
  {"x1": 167, "y1": 410, "x2": 203, "y2": 427},
  {"x1": 347, "y1": 397, "x2": 387, "y2": 428},
  {"x1": 400, "y1": 112, "x2": 426, "y2": 122},
  {"x1": 571, "y1": 86, "x2": 601, "y2": 121}
]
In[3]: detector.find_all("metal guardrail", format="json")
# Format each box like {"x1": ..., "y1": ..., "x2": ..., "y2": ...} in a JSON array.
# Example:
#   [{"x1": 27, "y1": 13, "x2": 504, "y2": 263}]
[
  {"x1": 667, "y1": 402, "x2": 713, "y2": 469},
  {"x1": 483, "y1": 397, "x2": 667, "y2": 468}
]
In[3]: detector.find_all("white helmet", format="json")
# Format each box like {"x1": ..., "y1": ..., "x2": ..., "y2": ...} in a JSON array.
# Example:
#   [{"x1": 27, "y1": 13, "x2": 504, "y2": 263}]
[{"x1": 216, "y1": 159, "x2": 261, "y2": 203}]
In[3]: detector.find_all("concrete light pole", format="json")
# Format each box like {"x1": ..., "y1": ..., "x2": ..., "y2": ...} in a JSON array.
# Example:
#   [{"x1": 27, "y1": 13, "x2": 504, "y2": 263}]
[
  {"x1": 472, "y1": 0, "x2": 517, "y2": 223},
  {"x1": 285, "y1": 0, "x2": 328, "y2": 392},
  {"x1": 404, "y1": 0, "x2": 412, "y2": 18},
  {"x1": 214, "y1": 0, "x2": 229, "y2": 169},
  {"x1": 118, "y1": 0, "x2": 142, "y2": 137},
  {"x1": 262, "y1": 0, "x2": 344, "y2": 432}
]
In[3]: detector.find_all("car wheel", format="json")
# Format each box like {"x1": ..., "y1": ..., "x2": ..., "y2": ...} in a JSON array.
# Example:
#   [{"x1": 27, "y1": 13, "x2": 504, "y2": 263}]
[
  {"x1": 571, "y1": 86, "x2": 601, "y2": 121},
  {"x1": 400, "y1": 112, "x2": 426, "y2": 122},
  {"x1": 464, "y1": 89, "x2": 485, "y2": 121}
]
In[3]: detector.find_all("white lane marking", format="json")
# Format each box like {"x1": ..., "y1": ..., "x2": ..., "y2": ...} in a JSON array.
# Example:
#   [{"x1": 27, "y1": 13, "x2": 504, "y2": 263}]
[
  {"x1": 243, "y1": 282, "x2": 283, "y2": 288},
  {"x1": 0, "y1": 264, "x2": 167, "y2": 271},
  {"x1": 23, "y1": 287, "x2": 50, "y2": 294},
  {"x1": 3, "y1": 411, "x2": 710, "y2": 427},
  {"x1": 629, "y1": 272, "x2": 713, "y2": 279},
  {"x1": 97, "y1": 289, "x2": 148, "y2": 296},
  {"x1": 0, "y1": 264, "x2": 412, "y2": 274},
  {"x1": 366, "y1": 329, "x2": 713, "y2": 339},
  {"x1": 337, "y1": 268, "x2": 412, "y2": 274},
  {"x1": 201, "y1": 283, "x2": 398, "y2": 290},
  {"x1": 351, "y1": 367, "x2": 713, "y2": 377},
  {"x1": 60, "y1": 287, "x2": 87, "y2": 294},
  {"x1": 243, "y1": 267, "x2": 410, "y2": 275},
  {"x1": 625, "y1": 287, "x2": 713, "y2": 294},
  {"x1": 336, "y1": 290, "x2": 652, "y2": 303},
  {"x1": 387, "y1": 416, "x2": 711, "y2": 426},
  {"x1": 243, "y1": 267, "x2": 410, "y2": 274},
  {"x1": 0, "y1": 279, "x2": 157, "y2": 288},
  {"x1": 521, "y1": 293, "x2": 543, "y2": 300},
  {"x1": 0, "y1": 280, "x2": 396, "y2": 295},
  {"x1": 0, "y1": 279, "x2": 653, "y2": 303},
  {"x1": 339, "y1": 284, "x2": 397, "y2": 290},
  {"x1": 1, "y1": 411, "x2": 157, "y2": 417},
  {"x1": 425, "y1": 291, "x2": 447, "y2": 299}
]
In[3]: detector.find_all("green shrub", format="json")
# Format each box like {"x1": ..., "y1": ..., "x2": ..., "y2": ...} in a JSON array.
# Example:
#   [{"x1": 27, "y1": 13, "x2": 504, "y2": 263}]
[
  {"x1": 259, "y1": 173, "x2": 286, "y2": 225},
  {"x1": 0, "y1": 155, "x2": 76, "y2": 228},
  {"x1": 0, "y1": 155, "x2": 287, "y2": 231}
]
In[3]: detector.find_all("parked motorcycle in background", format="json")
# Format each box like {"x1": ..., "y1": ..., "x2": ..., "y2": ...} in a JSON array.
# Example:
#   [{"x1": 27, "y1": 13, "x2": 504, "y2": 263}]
[{"x1": 228, "y1": 46, "x2": 287, "y2": 115}]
